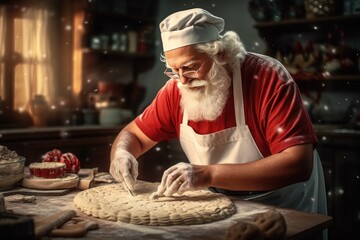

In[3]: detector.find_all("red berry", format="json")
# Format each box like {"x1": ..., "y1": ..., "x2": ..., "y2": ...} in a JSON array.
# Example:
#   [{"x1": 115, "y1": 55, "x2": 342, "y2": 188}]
[
  {"x1": 42, "y1": 149, "x2": 62, "y2": 162},
  {"x1": 60, "y1": 152, "x2": 80, "y2": 174}
]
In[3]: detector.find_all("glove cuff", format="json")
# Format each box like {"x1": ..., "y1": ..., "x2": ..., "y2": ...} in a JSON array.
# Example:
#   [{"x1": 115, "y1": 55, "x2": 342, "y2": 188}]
[{"x1": 113, "y1": 148, "x2": 136, "y2": 161}]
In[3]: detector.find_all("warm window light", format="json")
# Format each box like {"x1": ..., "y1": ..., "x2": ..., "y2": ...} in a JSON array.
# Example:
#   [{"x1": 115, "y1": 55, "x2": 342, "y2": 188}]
[
  {"x1": 0, "y1": 6, "x2": 56, "y2": 113},
  {"x1": 72, "y1": 11, "x2": 85, "y2": 96},
  {"x1": 0, "y1": 7, "x2": 6, "y2": 100},
  {"x1": 14, "y1": 9, "x2": 55, "y2": 110}
]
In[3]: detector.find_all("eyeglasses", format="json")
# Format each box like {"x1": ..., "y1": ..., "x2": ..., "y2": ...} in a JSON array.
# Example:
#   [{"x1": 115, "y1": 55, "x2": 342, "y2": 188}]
[{"x1": 164, "y1": 62, "x2": 205, "y2": 80}]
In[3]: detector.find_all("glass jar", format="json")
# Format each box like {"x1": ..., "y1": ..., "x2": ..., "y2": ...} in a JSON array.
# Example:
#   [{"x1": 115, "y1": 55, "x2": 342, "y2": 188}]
[{"x1": 29, "y1": 95, "x2": 49, "y2": 127}]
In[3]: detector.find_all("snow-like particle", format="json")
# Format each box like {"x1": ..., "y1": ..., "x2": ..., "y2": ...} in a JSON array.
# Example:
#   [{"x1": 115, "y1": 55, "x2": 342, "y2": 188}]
[
  {"x1": 59, "y1": 100, "x2": 66, "y2": 106},
  {"x1": 60, "y1": 131, "x2": 69, "y2": 138},
  {"x1": 337, "y1": 188, "x2": 344, "y2": 195}
]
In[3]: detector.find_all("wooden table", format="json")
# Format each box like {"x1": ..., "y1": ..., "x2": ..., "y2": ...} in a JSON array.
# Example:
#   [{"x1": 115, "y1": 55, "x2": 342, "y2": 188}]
[{"x1": 3, "y1": 184, "x2": 332, "y2": 240}]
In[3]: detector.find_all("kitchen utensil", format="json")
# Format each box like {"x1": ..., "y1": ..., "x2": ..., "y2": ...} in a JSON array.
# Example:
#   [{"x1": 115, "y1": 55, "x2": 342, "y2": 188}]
[
  {"x1": 78, "y1": 168, "x2": 98, "y2": 190},
  {"x1": 123, "y1": 181, "x2": 134, "y2": 197},
  {"x1": 34, "y1": 210, "x2": 76, "y2": 238},
  {"x1": 49, "y1": 217, "x2": 99, "y2": 237}
]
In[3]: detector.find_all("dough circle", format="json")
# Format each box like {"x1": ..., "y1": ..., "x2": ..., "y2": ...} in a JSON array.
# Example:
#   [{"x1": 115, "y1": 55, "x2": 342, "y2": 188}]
[{"x1": 74, "y1": 181, "x2": 236, "y2": 226}]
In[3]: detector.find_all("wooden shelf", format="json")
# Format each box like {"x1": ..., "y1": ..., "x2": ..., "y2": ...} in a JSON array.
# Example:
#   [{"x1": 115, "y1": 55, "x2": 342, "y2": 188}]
[
  {"x1": 323, "y1": 75, "x2": 360, "y2": 81},
  {"x1": 254, "y1": 14, "x2": 360, "y2": 29},
  {"x1": 85, "y1": 11, "x2": 156, "y2": 25},
  {"x1": 294, "y1": 74, "x2": 360, "y2": 82},
  {"x1": 82, "y1": 48, "x2": 154, "y2": 59},
  {"x1": 0, "y1": 125, "x2": 123, "y2": 141}
]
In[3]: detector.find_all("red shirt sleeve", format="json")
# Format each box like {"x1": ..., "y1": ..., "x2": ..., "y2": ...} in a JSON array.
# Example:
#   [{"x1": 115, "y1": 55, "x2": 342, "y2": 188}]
[
  {"x1": 135, "y1": 79, "x2": 181, "y2": 142},
  {"x1": 242, "y1": 53, "x2": 318, "y2": 156}
]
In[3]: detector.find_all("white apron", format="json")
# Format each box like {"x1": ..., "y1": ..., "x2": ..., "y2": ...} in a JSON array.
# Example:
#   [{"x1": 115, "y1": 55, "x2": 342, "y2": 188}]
[{"x1": 179, "y1": 60, "x2": 327, "y2": 215}]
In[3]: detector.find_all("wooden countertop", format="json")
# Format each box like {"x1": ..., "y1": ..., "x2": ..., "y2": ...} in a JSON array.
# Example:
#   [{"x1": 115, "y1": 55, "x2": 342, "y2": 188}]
[
  {"x1": 0, "y1": 125, "x2": 123, "y2": 141},
  {"x1": 3, "y1": 183, "x2": 332, "y2": 240},
  {"x1": 313, "y1": 124, "x2": 360, "y2": 137}
]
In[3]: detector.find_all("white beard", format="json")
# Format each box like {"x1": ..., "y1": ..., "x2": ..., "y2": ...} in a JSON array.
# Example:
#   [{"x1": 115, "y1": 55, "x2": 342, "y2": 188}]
[{"x1": 177, "y1": 63, "x2": 231, "y2": 121}]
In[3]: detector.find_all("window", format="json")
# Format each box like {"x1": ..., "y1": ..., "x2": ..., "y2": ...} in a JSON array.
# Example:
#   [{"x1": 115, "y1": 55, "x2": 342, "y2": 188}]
[
  {"x1": 0, "y1": 7, "x2": 7, "y2": 104},
  {"x1": 0, "y1": 1, "x2": 58, "y2": 114}
]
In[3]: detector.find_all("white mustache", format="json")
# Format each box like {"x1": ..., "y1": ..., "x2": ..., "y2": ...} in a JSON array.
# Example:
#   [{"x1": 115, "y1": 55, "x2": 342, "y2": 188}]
[{"x1": 177, "y1": 80, "x2": 207, "y2": 89}]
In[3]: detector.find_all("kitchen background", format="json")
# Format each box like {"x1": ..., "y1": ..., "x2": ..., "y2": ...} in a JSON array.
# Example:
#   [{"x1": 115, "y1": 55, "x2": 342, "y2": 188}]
[{"x1": 0, "y1": 0, "x2": 359, "y2": 239}]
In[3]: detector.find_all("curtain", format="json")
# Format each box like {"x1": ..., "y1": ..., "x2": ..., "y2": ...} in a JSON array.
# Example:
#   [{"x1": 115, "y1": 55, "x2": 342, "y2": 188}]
[
  {"x1": 0, "y1": 7, "x2": 6, "y2": 101},
  {"x1": 14, "y1": 8, "x2": 55, "y2": 111}
]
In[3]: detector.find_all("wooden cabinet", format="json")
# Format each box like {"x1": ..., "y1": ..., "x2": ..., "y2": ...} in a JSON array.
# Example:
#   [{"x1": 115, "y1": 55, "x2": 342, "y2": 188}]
[
  {"x1": 0, "y1": 126, "x2": 122, "y2": 172},
  {"x1": 315, "y1": 127, "x2": 360, "y2": 240}
]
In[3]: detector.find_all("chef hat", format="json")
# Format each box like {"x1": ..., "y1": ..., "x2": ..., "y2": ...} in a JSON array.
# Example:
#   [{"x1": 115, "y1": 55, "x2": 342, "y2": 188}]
[{"x1": 160, "y1": 8, "x2": 225, "y2": 52}]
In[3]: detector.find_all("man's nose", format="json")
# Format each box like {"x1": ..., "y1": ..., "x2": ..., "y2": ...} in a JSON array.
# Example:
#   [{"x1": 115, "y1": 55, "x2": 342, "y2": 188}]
[
  {"x1": 179, "y1": 75, "x2": 191, "y2": 85},
  {"x1": 178, "y1": 69, "x2": 191, "y2": 84}
]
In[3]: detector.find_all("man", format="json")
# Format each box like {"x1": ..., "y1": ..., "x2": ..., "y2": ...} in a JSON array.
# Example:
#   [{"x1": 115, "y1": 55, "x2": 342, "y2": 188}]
[{"x1": 110, "y1": 8, "x2": 327, "y2": 216}]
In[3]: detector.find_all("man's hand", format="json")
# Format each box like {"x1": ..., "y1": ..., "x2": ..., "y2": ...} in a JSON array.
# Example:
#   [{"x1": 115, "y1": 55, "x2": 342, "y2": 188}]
[
  {"x1": 109, "y1": 149, "x2": 138, "y2": 190},
  {"x1": 154, "y1": 162, "x2": 196, "y2": 197}
]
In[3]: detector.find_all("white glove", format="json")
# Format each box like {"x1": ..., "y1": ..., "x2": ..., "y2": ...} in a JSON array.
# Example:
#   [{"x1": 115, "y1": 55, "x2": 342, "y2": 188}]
[
  {"x1": 109, "y1": 149, "x2": 138, "y2": 190},
  {"x1": 155, "y1": 162, "x2": 195, "y2": 197}
]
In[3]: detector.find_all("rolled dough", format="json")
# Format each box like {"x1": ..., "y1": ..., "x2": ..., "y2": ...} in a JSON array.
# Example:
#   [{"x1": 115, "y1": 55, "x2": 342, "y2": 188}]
[{"x1": 73, "y1": 181, "x2": 236, "y2": 226}]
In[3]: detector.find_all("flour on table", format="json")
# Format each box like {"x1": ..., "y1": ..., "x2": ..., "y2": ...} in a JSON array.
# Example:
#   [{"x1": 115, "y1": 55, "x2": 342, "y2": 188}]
[{"x1": 73, "y1": 181, "x2": 236, "y2": 226}]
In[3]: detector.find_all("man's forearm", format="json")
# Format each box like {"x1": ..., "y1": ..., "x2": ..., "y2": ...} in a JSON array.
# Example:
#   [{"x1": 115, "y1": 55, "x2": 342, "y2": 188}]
[{"x1": 110, "y1": 130, "x2": 143, "y2": 161}]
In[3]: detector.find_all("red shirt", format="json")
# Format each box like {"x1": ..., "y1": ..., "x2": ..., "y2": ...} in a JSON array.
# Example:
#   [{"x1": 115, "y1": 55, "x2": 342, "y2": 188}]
[{"x1": 135, "y1": 53, "x2": 317, "y2": 157}]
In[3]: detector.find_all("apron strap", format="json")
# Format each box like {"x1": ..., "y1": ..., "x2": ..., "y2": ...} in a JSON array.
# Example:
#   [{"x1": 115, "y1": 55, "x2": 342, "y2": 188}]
[
  {"x1": 233, "y1": 59, "x2": 245, "y2": 126},
  {"x1": 182, "y1": 109, "x2": 189, "y2": 124}
]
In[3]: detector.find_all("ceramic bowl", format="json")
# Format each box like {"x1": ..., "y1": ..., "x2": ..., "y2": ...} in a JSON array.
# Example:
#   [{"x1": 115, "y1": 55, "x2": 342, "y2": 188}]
[{"x1": 0, "y1": 157, "x2": 25, "y2": 190}]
